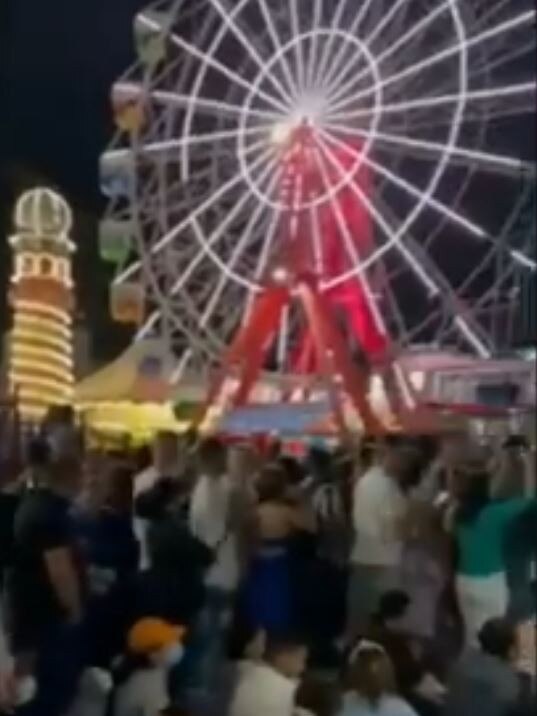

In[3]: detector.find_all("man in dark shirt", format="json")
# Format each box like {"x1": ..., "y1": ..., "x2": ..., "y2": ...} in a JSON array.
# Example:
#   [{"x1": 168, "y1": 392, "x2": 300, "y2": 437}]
[{"x1": 8, "y1": 456, "x2": 85, "y2": 716}]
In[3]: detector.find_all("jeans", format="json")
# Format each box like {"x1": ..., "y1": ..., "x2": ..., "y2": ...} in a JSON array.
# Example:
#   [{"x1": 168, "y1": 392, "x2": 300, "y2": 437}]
[
  {"x1": 171, "y1": 588, "x2": 233, "y2": 701},
  {"x1": 17, "y1": 622, "x2": 85, "y2": 716}
]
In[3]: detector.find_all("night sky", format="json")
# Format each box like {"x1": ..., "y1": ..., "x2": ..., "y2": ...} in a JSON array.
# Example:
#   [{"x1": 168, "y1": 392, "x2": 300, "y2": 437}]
[{"x1": 0, "y1": 0, "x2": 147, "y2": 360}]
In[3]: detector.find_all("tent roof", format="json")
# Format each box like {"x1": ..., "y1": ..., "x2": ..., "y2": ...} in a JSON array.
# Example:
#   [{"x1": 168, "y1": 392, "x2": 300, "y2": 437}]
[{"x1": 75, "y1": 340, "x2": 173, "y2": 404}]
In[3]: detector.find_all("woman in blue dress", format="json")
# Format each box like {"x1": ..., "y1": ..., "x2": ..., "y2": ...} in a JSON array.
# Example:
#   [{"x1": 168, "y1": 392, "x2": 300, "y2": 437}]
[{"x1": 240, "y1": 464, "x2": 315, "y2": 633}]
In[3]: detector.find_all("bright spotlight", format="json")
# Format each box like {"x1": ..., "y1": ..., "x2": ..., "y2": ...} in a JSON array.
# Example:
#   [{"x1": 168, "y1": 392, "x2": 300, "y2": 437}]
[{"x1": 270, "y1": 121, "x2": 294, "y2": 145}]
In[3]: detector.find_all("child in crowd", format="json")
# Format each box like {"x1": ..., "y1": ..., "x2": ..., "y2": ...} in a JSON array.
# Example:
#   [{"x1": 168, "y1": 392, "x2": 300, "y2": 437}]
[
  {"x1": 111, "y1": 618, "x2": 186, "y2": 716},
  {"x1": 230, "y1": 633, "x2": 308, "y2": 716},
  {"x1": 340, "y1": 645, "x2": 418, "y2": 716}
]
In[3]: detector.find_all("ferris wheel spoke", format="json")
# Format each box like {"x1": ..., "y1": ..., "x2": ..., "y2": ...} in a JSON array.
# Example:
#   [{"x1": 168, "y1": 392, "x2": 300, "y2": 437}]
[
  {"x1": 206, "y1": 0, "x2": 295, "y2": 108},
  {"x1": 328, "y1": 82, "x2": 536, "y2": 124},
  {"x1": 199, "y1": 168, "x2": 281, "y2": 330},
  {"x1": 255, "y1": 0, "x2": 300, "y2": 99},
  {"x1": 310, "y1": 144, "x2": 388, "y2": 337},
  {"x1": 103, "y1": 124, "x2": 273, "y2": 162},
  {"x1": 289, "y1": 0, "x2": 306, "y2": 91},
  {"x1": 187, "y1": 151, "x2": 281, "y2": 291},
  {"x1": 136, "y1": 151, "x2": 278, "y2": 338},
  {"x1": 378, "y1": 197, "x2": 493, "y2": 358},
  {"x1": 325, "y1": 0, "x2": 454, "y2": 105},
  {"x1": 115, "y1": 82, "x2": 282, "y2": 122},
  {"x1": 315, "y1": 0, "x2": 373, "y2": 89},
  {"x1": 116, "y1": 139, "x2": 272, "y2": 284},
  {"x1": 319, "y1": 127, "x2": 486, "y2": 239},
  {"x1": 314, "y1": 133, "x2": 440, "y2": 298},
  {"x1": 305, "y1": 0, "x2": 323, "y2": 90},
  {"x1": 325, "y1": 121, "x2": 535, "y2": 178},
  {"x1": 328, "y1": 9, "x2": 534, "y2": 115},
  {"x1": 137, "y1": 12, "x2": 290, "y2": 114}
]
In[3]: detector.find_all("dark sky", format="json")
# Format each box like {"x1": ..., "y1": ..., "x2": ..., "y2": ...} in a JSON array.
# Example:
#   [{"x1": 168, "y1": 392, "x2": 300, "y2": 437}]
[{"x1": 0, "y1": 0, "x2": 146, "y2": 361}]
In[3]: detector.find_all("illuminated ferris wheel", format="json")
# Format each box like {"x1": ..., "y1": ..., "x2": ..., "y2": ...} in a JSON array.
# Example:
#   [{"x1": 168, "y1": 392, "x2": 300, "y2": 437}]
[{"x1": 100, "y1": 0, "x2": 536, "y2": 384}]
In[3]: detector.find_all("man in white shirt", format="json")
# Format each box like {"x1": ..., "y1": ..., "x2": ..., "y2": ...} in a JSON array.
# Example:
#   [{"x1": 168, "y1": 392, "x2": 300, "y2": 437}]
[
  {"x1": 230, "y1": 635, "x2": 308, "y2": 716},
  {"x1": 189, "y1": 438, "x2": 245, "y2": 691},
  {"x1": 347, "y1": 437, "x2": 412, "y2": 636},
  {"x1": 133, "y1": 431, "x2": 181, "y2": 569}
]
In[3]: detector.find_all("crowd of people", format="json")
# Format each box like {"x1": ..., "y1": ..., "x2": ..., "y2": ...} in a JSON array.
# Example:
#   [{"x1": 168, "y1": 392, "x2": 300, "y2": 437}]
[{"x1": 0, "y1": 414, "x2": 535, "y2": 716}]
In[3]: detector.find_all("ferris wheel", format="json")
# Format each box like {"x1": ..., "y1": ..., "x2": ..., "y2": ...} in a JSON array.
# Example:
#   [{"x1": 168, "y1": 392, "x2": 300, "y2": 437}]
[{"x1": 100, "y1": 0, "x2": 536, "y2": 384}]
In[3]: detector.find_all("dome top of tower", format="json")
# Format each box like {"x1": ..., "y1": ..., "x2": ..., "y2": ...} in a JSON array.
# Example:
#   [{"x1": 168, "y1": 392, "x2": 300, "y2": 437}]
[{"x1": 14, "y1": 188, "x2": 73, "y2": 237}]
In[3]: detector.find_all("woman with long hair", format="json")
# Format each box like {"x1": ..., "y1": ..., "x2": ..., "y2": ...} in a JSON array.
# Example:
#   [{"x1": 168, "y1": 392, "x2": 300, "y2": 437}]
[
  {"x1": 451, "y1": 456, "x2": 535, "y2": 646},
  {"x1": 239, "y1": 464, "x2": 315, "y2": 633}
]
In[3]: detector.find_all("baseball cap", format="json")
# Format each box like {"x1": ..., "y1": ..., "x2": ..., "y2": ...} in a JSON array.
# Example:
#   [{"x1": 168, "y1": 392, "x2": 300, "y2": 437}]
[{"x1": 127, "y1": 618, "x2": 186, "y2": 655}]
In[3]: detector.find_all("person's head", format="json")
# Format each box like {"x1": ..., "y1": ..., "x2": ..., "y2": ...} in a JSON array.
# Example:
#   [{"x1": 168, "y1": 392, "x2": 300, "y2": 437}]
[
  {"x1": 454, "y1": 453, "x2": 491, "y2": 523},
  {"x1": 295, "y1": 676, "x2": 340, "y2": 716},
  {"x1": 104, "y1": 464, "x2": 134, "y2": 513},
  {"x1": 228, "y1": 444, "x2": 259, "y2": 483},
  {"x1": 307, "y1": 447, "x2": 332, "y2": 482},
  {"x1": 26, "y1": 437, "x2": 51, "y2": 470},
  {"x1": 347, "y1": 646, "x2": 395, "y2": 705},
  {"x1": 227, "y1": 619, "x2": 266, "y2": 662},
  {"x1": 279, "y1": 455, "x2": 306, "y2": 487},
  {"x1": 264, "y1": 634, "x2": 309, "y2": 680},
  {"x1": 152, "y1": 431, "x2": 179, "y2": 473},
  {"x1": 256, "y1": 464, "x2": 288, "y2": 502},
  {"x1": 374, "y1": 590, "x2": 411, "y2": 628},
  {"x1": 439, "y1": 430, "x2": 470, "y2": 469},
  {"x1": 478, "y1": 618, "x2": 518, "y2": 664},
  {"x1": 380, "y1": 436, "x2": 416, "y2": 486},
  {"x1": 127, "y1": 618, "x2": 186, "y2": 671},
  {"x1": 197, "y1": 437, "x2": 227, "y2": 479},
  {"x1": 359, "y1": 437, "x2": 375, "y2": 466}
]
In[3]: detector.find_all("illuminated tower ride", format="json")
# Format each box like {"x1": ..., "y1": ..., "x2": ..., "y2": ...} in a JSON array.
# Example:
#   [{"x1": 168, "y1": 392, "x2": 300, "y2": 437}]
[{"x1": 8, "y1": 189, "x2": 76, "y2": 423}]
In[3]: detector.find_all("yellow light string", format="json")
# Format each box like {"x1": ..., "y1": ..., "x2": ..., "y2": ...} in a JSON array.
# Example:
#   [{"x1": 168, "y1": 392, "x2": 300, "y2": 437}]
[
  {"x1": 10, "y1": 358, "x2": 74, "y2": 383},
  {"x1": 14, "y1": 314, "x2": 72, "y2": 340},
  {"x1": 12, "y1": 344, "x2": 74, "y2": 369},
  {"x1": 10, "y1": 373, "x2": 73, "y2": 397},
  {"x1": 14, "y1": 300, "x2": 72, "y2": 325}
]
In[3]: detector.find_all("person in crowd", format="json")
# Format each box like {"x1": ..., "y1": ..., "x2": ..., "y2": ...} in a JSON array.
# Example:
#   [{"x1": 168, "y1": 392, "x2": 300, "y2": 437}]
[
  {"x1": 491, "y1": 438, "x2": 537, "y2": 621},
  {"x1": 215, "y1": 620, "x2": 267, "y2": 713},
  {"x1": 358, "y1": 591, "x2": 445, "y2": 715},
  {"x1": 295, "y1": 675, "x2": 341, "y2": 716},
  {"x1": 340, "y1": 645, "x2": 418, "y2": 716},
  {"x1": 74, "y1": 462, "x2": 139, "y2": 666},
  {"x1": 240, "y1": 464, "x2": 315, "y2": 634},
  {"x1": 450, "y1": 453, "x2": 535, "y2": 645},
  {"x1": 133, "y1": 431, "x2": 183, "y2": 569},
  {"x1": 347, "y1": 437, "x2": 414, "y2": 637},
  {"x1": 0, "y1": 608, "x2": 16, "y2": 712},
  {"x1": 444, "y1": 618, "x2": 525, "y2": 716},
  {"x1": 42, "y1": 405, "x2": 80, "y2": 460},
  {"x1": 187, "y1": 437, "x2": 244, "y2": 692},
  {"x1": 8, "y1": 455, "x2": 86, "y2": 716},
  {"x1": 112, "y1": 618, "x2": 186, "y2": 716},
  {"x1": 230, "y1": 633, "x2": 308, "y2": 716}
]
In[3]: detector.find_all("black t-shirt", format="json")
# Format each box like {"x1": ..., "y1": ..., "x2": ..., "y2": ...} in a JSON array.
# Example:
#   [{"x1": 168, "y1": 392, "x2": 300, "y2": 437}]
[{"x1": 8, "y1": 488, "x2": 75, "y2": 647}]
